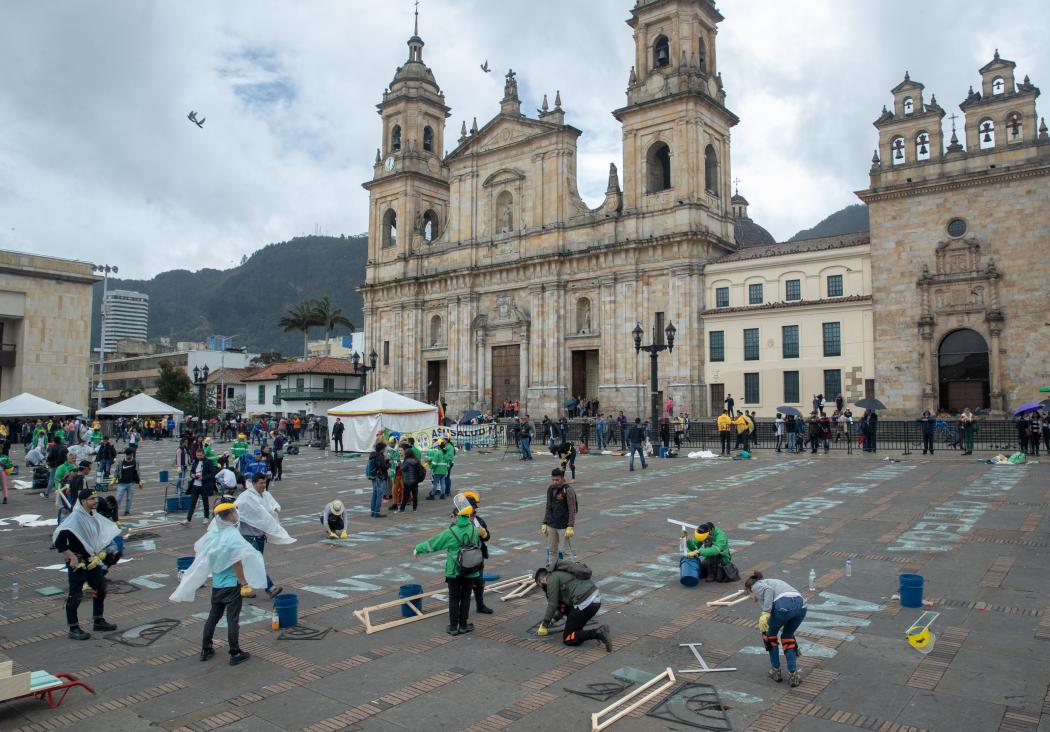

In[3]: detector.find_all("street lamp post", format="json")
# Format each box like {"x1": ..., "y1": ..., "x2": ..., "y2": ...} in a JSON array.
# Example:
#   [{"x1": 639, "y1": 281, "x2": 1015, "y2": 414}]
[
  {"x1": 633, "y1": 319, "x2": 677, "y2": 439},
  {"x1": 351, "y1": 349, "x2": 379, "y2": 393},
  {"x1": 91, "y1": 263, "x2": 118, "y2": 415},
  {"x1": 192, "y1": 364, "x2": 210, "y2": 428}
]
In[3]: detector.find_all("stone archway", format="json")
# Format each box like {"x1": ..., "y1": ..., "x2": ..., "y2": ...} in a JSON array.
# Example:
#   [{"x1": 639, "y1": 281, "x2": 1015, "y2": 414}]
[{"x1": 938, "y1": 328, "x2": 990, "y2": 412}]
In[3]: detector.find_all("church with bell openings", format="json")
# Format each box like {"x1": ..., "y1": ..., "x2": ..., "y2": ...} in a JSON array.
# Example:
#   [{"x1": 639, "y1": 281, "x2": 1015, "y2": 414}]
[{"x1": 361, "y1": 0, "x2": 1049, "y2": 418}]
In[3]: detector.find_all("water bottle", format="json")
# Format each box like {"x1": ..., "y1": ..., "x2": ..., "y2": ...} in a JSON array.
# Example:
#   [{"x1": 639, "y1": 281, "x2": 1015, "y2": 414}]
[
  {"x1": 845, "y1": 559, "x2": 852, "y2": 577},
  {"x1": 808, "y1": 569, "x2": 816, "y2": 591},
  {"x1": 11, "y1": 581, "x2": 19, "y2": 600},
  {"x1": 679, "y1": 536, "x2": 688, "y2": 557}
]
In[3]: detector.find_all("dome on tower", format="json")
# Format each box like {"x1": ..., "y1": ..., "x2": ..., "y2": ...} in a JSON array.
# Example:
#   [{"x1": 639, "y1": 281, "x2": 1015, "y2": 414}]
[{"x1": 731, "y1": 190, "x2": 776, "y2": 248}]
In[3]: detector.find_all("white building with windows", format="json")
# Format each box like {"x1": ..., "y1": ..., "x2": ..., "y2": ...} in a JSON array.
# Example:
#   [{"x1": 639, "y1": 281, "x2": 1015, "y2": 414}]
[
  {"x1": 242, "y1": 357, "x2": 365, "y2": 418},
  {"x1": 702, "y1": 233, "x2": 875, "y2": 417},
  {"x1": 101, "y1": 289, "x2": 148, "y2": 352}
]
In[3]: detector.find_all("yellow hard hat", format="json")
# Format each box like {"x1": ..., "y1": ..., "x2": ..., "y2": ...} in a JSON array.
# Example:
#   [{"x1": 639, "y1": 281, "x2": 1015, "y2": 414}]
[
  {"x1": 452, "y1": 493, "x2": 474, "y2": 517},
  {"x1": 214, "y1": 502, "x2": 237, "y2": 513},
  {"x1": 463, "y1": 490, "x2": 480, "y2": 506},
  {"x1": 694, "y1": 529, "x2": 711, "y2": 543}
]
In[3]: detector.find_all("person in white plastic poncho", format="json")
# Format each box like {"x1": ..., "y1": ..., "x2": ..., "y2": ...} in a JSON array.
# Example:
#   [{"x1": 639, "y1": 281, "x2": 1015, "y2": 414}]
[
  {"x1": 236, "y1": 471, "x2": 296, "y2": 598},
  {"x1": 169, "y1": 500, "x2": 267, "y2": 665}
]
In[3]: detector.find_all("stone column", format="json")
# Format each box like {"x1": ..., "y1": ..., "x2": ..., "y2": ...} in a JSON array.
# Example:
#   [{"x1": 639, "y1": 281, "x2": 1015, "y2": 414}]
[
  {"x1": 988, "y1": 320, "x2": 1004, "y2": 412},
  {"x1": 475, "y1": 329, "x2": 486, "y2": 409}
]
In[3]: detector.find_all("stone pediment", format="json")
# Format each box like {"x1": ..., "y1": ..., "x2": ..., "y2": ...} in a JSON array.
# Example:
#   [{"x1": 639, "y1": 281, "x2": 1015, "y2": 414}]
[{"x1": 447, "y1": 114, "x2": 575, "y2": 160}]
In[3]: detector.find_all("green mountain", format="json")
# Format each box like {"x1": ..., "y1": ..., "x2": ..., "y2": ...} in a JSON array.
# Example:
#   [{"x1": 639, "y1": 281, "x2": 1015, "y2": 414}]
[
  {"x1": 90, "y1": 234, "x2": 367, "y2": 355},
  {"x1": 790, "y1": 204, "x2": 869, "y2": 241}
]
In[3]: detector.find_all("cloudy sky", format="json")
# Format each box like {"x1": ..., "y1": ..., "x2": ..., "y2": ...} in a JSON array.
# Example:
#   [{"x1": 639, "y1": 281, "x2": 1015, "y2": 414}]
[{"x1": 2, "y1": 0, "x2": 1047, "y2": 278}]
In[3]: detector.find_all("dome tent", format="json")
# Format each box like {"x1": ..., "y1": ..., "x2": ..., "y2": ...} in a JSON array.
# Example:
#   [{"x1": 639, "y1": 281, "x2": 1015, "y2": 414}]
[{"x1": 327, "y1": 389, "x2": 438, "y2": 453}]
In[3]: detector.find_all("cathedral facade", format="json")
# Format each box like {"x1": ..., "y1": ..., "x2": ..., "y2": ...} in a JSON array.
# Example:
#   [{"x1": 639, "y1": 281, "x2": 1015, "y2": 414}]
[{"x1": 362, "y1": 0, "x2": 741, "y2": 418}]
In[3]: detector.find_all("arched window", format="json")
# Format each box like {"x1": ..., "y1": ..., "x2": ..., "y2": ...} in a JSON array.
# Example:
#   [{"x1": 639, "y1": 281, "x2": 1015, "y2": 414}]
[
  {"x1": 422, "y1": 210, "x2": 438, "y2": 242},
  {"x1": 1006, "y1": 112, "x2": 1023, "y2": 141},
  {"x1": 646, "y1": 142, "x2": 672, "y2": 193},
  {"x1": 704, "y1": 144, "x2": 719, "y2": 195},
  {"x1": 903, "y1": 97, "x2": 915, "y2": 116},
  {"x1": 496, "y1": 191, "x2": 514, "y2": 234},
  {"x1": 979, "y1": 118, "x2": 995, "y2": 149},
  {"x1": 915, "y1": 130, "x2": 931, "y2": 161},
  {"x1": 653, "y1": 35, "x2": 670, "y2": 69},
  {"x1": 429, "y1": 315, "x2": 442, "y2": 347},
  {"x1": 391, "y1": 125, "x2": 402, "y2": 152},
  {"x1": 423, "y1": 126, "x2": 434, "y2": 152},
  {"x1": 575, "y1": 297, "x2": 592, "y2": 334},
  {"x1": 992, "y1": 77, "x2": 1005, "y2": 95},
  {"x1": 698, "y1": 36, "x2": 707, "y2": 72},
  {"x1": 938, "y1": 329, "x2": 990, "y2": 412},
  {"x1": 382, "y1": 209, "x2": 397, "y2": 247},
  {"x1": 891, "y1": 136, "x2": 906, "y2": 165}
]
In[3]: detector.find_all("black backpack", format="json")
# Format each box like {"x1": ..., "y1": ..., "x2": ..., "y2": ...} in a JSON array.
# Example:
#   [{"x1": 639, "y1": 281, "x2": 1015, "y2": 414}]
[
  {"x1": 451, "y1": 526, "x2": 484, "y2": 575},
  {"x1": 552, "y1": 559, "x2": 592, "y2": 580}
]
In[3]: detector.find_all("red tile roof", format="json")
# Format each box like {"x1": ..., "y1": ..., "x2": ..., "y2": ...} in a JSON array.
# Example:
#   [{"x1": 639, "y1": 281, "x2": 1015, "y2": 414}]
[
  {"x1": 242, "y1": 357, "x2": 361, "y2": 381},
  {"x1": 205, "y1": 367, "x2": 261, "y2": 384}
]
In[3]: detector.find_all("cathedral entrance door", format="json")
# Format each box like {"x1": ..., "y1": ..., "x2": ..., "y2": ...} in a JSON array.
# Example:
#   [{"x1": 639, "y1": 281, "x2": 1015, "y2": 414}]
[
  {"x1": 491, "y1": 345, "x2": 520, "y2": 413},
  {"x1": 571, "y1": 350, "x2": 599, "y2": 404},
  {"x1": 938, "y1": 329, "x2": 990, "y2": 412},
  {"x1": 426, "y1": 361, "x2": 447, "y2": 404},
  {"x1": 710, "y1": 384, "x2": 725, "y2": 417}
]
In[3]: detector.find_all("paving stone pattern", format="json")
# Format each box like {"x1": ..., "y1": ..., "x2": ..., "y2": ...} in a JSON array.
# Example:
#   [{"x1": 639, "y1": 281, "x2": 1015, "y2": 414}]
[{"x1": 0, "y1": 440, "x2": 1047, "y2": 730}]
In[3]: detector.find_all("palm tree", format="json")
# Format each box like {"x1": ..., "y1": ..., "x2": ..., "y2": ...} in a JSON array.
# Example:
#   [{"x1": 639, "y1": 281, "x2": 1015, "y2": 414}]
[
  {"x1": 313, "y1": 296, "x2": 355, "y2": 353},
  {"x1": 279, "y1": 300, "x2": 321, "y2": 358}
]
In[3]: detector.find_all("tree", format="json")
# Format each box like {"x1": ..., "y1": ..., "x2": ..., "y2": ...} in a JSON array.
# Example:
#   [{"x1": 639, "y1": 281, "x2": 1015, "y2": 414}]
[
  {"x1": 313, "y1": 296, "x2": 355, "y2": 347},
  {"x1": 279, "y1": 300, "x2": 321, "y2": 358},
  {"x1": 156, "y1": 359, "x2": 192, "y2": 404}
]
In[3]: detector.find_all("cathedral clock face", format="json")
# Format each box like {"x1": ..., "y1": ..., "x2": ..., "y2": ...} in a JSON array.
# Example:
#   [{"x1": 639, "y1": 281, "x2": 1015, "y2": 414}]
[{"x1": 384, "y1": 156, "x2": 395, "y2": 172}]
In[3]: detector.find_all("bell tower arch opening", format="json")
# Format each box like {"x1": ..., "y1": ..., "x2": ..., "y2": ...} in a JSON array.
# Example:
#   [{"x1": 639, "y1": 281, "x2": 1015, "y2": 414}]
[{"x1": 938, "y1": 328, "x2": 990, "y2": 412}]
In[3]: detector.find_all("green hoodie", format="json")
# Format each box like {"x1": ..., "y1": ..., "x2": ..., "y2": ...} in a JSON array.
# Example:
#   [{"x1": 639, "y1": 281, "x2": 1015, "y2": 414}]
[
  {"x1": 686, "y1": 525, "x2": 731, "y2": 564},
  {"x1": 425, "y1": 446, "x2": 450, "y2": 476},
  {"x1": 414, "y1": 515, "x2": 480, "y2": 579}
]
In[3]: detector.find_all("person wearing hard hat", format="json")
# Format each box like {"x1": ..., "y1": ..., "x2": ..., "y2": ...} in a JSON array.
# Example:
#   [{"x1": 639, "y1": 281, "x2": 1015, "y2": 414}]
[
  {"x1": 322, "y1": 499, "x2": 347, "y2": 539},
  {"x1": 745, "y1": 571, "x2": 806, "y2": 687},
  {"x1": 412, "y1": 493, "x2": 482, "y2": 636},
  {"x1": 424, "y1": 437, "x2": 450, "y2": 501},
  {"x1": 681, "y1": 521, "x2": 736, "y2": 583},
  {"x1": 462, "y1": 491, "x2": 493, "y2": 614}
]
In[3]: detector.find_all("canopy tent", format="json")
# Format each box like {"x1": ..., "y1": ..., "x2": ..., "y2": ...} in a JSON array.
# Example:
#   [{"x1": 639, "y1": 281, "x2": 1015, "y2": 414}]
[
  {"x1": 97, "y1": 393, "x2": 184, "y2": 435},
  {"x1": 0, "y1": 392, "x2": 81, "y2": 418},
  {"x1": 327, "y1": 389, "x2": 438, "y2": 453}
]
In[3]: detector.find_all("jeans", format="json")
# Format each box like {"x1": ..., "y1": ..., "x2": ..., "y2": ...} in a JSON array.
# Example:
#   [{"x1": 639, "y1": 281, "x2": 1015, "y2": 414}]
[
  {"x1": 175, "y1": 466, "x2": 187, "y2": 493},
  {"x1": 628, "y1": 443, "x2": 646, "y2": 470},
  {"x1": 520, "y1": 436, "x2": 532, "y2": 460},
  {"x1": 370, "y1": 479, "x2": 384, "y2": 515},
  {"x1": 243, "y1": 534, "x2": 274, "y2": 591},
  {"x1": 597, "y1": 429, "x2": 606, "y2": 450},
  {"x1": 202, "y1": 586, "x2": 242, "y2": 655},
  {"x1": 116, "y1": 482, "x2": 136, "y2": 515},
  {"x1": 66, "y1": 563, "x2": 106, "y2": 627},
  {"x1": 765, "y1": 596, "x2": 807, "y2": 673},
  {"x1": 97, "y1": 459, "x2": 112, "y2": 478},
  {"x1": 44, "y1": 466, "x2": 57, "y2": 497},
  {"x1": 430, "y1": 474, "x2": 445, "y2": 498},
  {"x1": 786, "y1": 433, "x2": 796, "y2": 452},
  {"x1": 922, "y1": 434, "x2": 934, "y2": 453},
  {"x1": 619, "y1": 427, "x2": 627, "y2": 451},
  {"x1": 444, "y1": 466, "x2": 452, "y2": 496}
]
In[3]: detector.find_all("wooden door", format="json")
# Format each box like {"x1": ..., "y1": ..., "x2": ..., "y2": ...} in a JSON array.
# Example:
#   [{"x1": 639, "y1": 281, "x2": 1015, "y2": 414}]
[
  {"x1": 710, "y1": 383, "x2": 724, "y2": 416},
  {"x1": 491, "y1": 346, "x2": 520, "y2": 412}
]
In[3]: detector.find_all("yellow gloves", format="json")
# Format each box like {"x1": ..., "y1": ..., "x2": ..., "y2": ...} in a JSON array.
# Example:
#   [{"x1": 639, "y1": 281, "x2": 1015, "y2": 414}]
[
  {"x1": 478, "y1": 526, "x2": 489, "y2": 540},
  {"x1": 565, "y1": 527, "x2": 574, "y2": 539},
  {"x1": 240, "y1": 585, "x2": 255, "y2": 598},
  {"x1": 758, "y1": 612, "x2": 770, "y2": 632},
  {"x1": 537, "y1": 624, "x2": 548, "y2": 636},
  {"x1": 326, "y1": 530, "x2": 337, "y2": 539},
  {"x1": 540, "y1": 524, "x2": 548, "y2": 536},
  {"x1": 339, "y1": 530, "x2": 348, "y2": 539},
  {"x1": 86, "y1": 551, "x2": 106, "y2": 570},
  {"x1": 687, "y1": 550, "x2": 699, "y2": 559}
]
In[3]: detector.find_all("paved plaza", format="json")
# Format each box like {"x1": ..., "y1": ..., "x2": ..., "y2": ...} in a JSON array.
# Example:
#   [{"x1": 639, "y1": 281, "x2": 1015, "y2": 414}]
[{"x1": 0, "y1": 439, "x2": 1048, "y2": 731}]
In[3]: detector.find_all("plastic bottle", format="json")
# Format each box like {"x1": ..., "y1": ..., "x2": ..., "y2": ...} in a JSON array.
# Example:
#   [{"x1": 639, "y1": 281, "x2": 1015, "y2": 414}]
[
  {"x1": 11, "y1": 581, "x2": 18, "y2": 600},
  {"x1": 845, "y1": 559, "x2": 852, "y2": 577},
  {"x1": 271, "y1": 607, "x2": 279, "y2": 631},
  {"x1": 679, "y1": 536, "x2": 688, "y2": 557},
  {"x1": 808, "y1": 569, "x2": 816, "y2": 591}
]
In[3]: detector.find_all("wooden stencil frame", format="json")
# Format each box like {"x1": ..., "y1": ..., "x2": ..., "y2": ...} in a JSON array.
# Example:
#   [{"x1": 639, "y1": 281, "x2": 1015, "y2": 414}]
[
  {"x1": 352, "y1": 587, "x2": 449, "y2": 634},
  {"x1": 706, "y1": 589, "x2": 747, "y2": 607},
  {"x1": 591, "y1": 667, "x2": 676, "y2": 731}
]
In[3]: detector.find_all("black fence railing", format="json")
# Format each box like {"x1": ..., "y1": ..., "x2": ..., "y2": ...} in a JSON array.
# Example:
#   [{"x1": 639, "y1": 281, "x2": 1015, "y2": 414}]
[{"x1": 514, "y1": 419, "x2": 1035, "y2": 455}]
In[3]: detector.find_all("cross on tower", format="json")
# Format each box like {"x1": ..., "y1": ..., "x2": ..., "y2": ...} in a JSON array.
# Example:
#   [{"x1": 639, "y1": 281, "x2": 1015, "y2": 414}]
[
  {"x1": 948, "y1": 112, "x2": 959, "y2": 131},
  {"x1": 733, "y1": 178, "x2": 741, "y2": 195},
  {"x1": 414, "y1": 0, "x2": 420, "y2": 35}
]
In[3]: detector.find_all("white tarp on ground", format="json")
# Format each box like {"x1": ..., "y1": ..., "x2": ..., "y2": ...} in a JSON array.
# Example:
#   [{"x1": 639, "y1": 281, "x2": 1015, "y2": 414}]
[
  {"x1": 327, "y1": 389, "x2": 439, "y2": 453},
  {"x1": 0, "y1": 392, "x2": 81, "y2": 418}
]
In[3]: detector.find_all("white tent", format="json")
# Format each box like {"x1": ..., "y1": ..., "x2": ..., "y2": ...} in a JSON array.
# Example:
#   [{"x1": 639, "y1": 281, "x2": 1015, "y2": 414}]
[
  {"x1": 327, "y1": 388, "x2": 438, "y2": 453},
  {"x1": 97, "y1": 393, "x2": 184, "y2": 435},
  {"x1": 0, "y1": 392, "x2": 81, "y2": 418}
]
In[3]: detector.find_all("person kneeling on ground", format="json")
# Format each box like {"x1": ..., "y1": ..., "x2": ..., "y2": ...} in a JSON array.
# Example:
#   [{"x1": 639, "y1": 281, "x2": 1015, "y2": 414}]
[
  {"x1": 169, "y1": 500, "x2": 266, "y2": 666},
  {"x1": 534, "y1": 562, "x2": 611, "y2": 652},
  {"x1": 746, "y1": 571, "x2": 806, "y2": 687},
  {"x1": 413, "y1": 493, "x2": 482, "y2": 636},
  {"x1": 322, "y1": 499, "x2": 347, "y2": 538},
  {"x1": 681, "y1": 521, "x2": 739, "y2": 583}
]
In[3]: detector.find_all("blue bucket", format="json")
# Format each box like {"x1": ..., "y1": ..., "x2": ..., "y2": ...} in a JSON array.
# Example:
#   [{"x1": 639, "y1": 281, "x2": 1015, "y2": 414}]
[
  {"x1": 899, "y1": 574, "x2": 924, "y2": 608},
  {"x1": 166, "y1": 497, "x2": 181, "y2": 513},
  {"x1": 274, "y1": 593, "x2": 298, "y2": 628},
  {"x1": 159, "y1": 470, "x2": 169, "y2": 483},
  {"x1": 680, "y1": 556, "x2": 701, "y2": 587},
  {"x1": 399, "y1": 584, "x2": 423, "y2": 618},
  {"x1": 660, "y1": 446, "x2": 669, "y2": 458},
  {"x1": 112, "y1": 535, "x2": 125, "y2": 554}
]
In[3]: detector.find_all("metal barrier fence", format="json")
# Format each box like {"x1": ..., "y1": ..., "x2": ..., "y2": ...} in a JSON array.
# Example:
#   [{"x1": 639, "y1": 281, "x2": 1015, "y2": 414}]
[{"x1": 509, "y1": 419, "x2": 1035, "y2": 455}]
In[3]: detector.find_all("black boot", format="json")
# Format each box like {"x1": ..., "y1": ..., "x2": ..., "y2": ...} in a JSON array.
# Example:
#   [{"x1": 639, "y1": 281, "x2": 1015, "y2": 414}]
[
  {"x1": 68, "y1": 626, "x2": 90, "y2": 640},
  {"x1": 93, "y1": 617, "x2": 117, "y2": 632},
  {"x1": 200, "y1": 647, "x2": 215, "y2": 662},
  {"x1": 475, "y1": 580, "x2": 493, "y2": 613},
  {"x1": 229, "y1": 650, "x2": 250, "y2": 666},
  {"x1": 595, "y1": 624, "x2": 613, "y2": 652}
]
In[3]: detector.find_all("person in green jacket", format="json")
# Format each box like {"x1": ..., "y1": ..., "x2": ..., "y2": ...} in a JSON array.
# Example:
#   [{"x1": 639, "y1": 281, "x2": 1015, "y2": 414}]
[
  {"x1": 440, "y1": 437, "x2": 456, "y2": 497},
  {"x1": 413, "y1": 493, "x2": 480, "y2": 636},
  {"x1": 534, "y1": 563, "x2": 612, "y2": 652},
  {"x1": 385, "y1": 437, "x2": 400, "y2": 504},
  {"x1": 424, "y1": 438, "x2": 450, "y2": 500},
  {"x1": 681, "y1": 521, "x2": 733, "y2": 583}
]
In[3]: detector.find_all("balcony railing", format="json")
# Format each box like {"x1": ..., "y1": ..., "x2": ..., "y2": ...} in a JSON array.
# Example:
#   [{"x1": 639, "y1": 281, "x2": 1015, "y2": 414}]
[{"x1": 277, "y1": 387, "x2": 363, "y2": 402}]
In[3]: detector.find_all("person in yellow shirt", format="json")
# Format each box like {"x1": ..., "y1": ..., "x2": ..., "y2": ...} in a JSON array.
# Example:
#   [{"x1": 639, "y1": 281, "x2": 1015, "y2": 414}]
[
  {"x1": 743, "y1": 412, "x2": 756, "y2": 450},
  {"x1": 716, "y1": 410, "x2": 733, "y2": 456},
  {"x1": 734, "y1": 411, "x2": 750, "y2": 451}
]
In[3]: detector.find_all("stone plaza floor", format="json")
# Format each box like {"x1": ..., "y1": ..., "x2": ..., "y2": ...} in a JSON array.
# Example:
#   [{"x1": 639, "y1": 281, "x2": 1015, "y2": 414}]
[{"x1": 0, "y1": 439, "x2": 1047, "y2": 731}]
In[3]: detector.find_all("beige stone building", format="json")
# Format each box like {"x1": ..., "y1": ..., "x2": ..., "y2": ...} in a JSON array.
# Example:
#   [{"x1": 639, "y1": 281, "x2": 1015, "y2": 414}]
[
  {"x1": 702, "y1": 228, "x2": 874, "y2": 417},
  {"x1": 858, "y1": 52, "x2": 1050, "y2": 415},
  {"x1": 0, "y1": 250, "x2": 99, "y2": 411},
  {"x1": 362, "y1": 0, "x2": 742, "y2": 418}
]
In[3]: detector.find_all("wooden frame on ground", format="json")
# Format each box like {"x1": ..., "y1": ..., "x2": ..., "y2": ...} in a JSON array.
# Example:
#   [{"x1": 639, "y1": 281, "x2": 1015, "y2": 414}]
[
  {"x1": 488, "y1": 574, "x2": 536, "y2": 601},
  {"x1": 352, "y1": 587, "x2": 449, "y2": 634},
  {"x1": 706, "y1": 589, "x2": 747, "y2": 607},
  {"x1": 591, "y1": 667, "x2": 676, "y2": 731}
]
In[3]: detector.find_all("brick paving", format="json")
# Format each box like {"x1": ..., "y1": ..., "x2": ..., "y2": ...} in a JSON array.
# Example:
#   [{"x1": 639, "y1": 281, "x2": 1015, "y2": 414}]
[{"x1": 0, "y1": 439, "x2": 1047, "y2": 730}]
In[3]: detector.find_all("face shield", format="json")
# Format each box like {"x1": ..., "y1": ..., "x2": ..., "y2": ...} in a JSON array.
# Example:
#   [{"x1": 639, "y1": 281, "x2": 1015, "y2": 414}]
[{"x1": 452, "y1": 492, "x2": 474, "y2": 517}]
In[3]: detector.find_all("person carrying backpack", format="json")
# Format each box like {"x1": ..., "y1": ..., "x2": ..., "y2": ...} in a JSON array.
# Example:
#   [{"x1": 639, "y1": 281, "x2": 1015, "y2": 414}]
[
  {"x1": 365, "y1": 441, "x2": 390, "y2": 518},
  {"x1": 533, "y1": 561, "x2": 611, "y2": 652},
  {"x1": 541, "y1": 468, "x2": 577, "y2": 568},
  {"x1": 398, "y1": 443, "x2": 425, "y2": 512},
  {"x1": 412, "y1": 493, "x2": 483, "y2": 636},
  {"x1": 463, "y1": 491, "x2": 493, "y2": 614}
]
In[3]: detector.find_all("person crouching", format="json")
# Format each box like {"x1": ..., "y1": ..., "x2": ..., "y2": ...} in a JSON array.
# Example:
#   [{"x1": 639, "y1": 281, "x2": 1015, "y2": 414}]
[
  {"x1": 533, "y1": 563, "x2": 611, "y2": 652},
  {"x1": 322, "y1": 499, "x2": 347, "y2": 539}
]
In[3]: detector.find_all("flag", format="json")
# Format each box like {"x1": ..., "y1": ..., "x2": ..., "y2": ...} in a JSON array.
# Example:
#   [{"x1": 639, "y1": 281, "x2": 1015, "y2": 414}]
[{"x1": 436, "y1": 399, "x2": 445, "y2": 424}]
